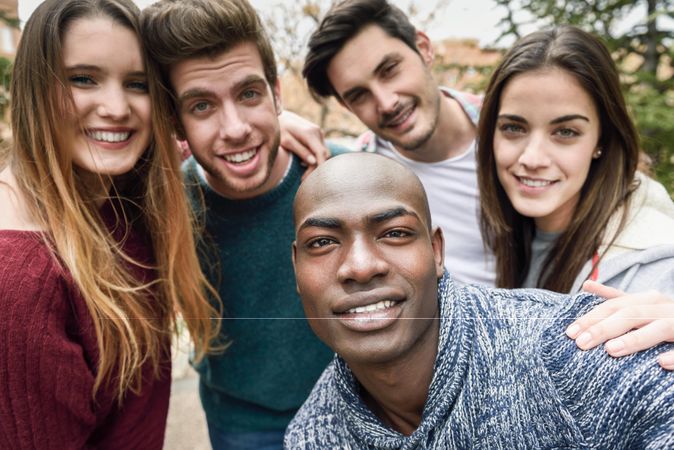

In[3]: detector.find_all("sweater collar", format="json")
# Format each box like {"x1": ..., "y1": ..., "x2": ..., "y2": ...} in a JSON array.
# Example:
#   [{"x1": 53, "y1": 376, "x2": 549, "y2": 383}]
[{"x1": 333, "y1": 271, "x2": 471, "y2": 447}]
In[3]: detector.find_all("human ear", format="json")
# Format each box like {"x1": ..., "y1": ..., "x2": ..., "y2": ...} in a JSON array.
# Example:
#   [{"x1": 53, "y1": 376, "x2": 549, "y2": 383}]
[
  {"x1": 431, "y1": 226, "x2": 445, "y2": 278},
  {"x1": 273, "y1": 78, "x2": 283, "y2": 115},
  {"x1": 291, "y1": 241, "x2": 301, "y2": 294},
  {"x1": 415, "y1": 31, "x2": 434, "y2": 67}
]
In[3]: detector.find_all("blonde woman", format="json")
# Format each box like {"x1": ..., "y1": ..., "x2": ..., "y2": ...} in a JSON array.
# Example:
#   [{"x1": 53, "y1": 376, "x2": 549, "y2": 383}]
[{"x1": 0, "y1": 0, "x2": 220, "y2": 447}]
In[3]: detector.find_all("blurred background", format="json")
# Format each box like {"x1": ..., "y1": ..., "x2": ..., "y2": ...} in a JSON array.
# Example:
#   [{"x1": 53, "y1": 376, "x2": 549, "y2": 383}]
[
  {"x1": 9, "y1": 0, "x2": 674, "y2": 196},
  {"x1": 3, "y1": 0, "x2": 673, "y2": 448}
]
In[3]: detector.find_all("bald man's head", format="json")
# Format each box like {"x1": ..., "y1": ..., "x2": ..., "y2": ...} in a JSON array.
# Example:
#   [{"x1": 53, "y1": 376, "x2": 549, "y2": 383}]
[
  {"x1": 294, "y1": 152, "x2": 432, "y2": 232},
  {"x1": 291, "y1": 152, "x2": 444, "y2": 367}
]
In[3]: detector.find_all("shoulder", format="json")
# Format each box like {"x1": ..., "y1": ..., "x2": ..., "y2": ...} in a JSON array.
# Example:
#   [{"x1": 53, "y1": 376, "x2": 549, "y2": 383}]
[
  {"x1": 284, "y1": 362, "x2": 346, "y2": 449},
  {"x1": 540, "y1": 294, "x2": 674, "y2": 446},
  {"x1": 466, "y1": 283, "x2": 570, "y2": 317},
  {"x1": 0, "y1": 169, "x2": 41, "y2": 231},
  {"x1": 440, "y1": 87, "x2": 483, "y2": 124},
  {"x1": 605, "y1": 174, "x2": 674, "y2": 253}
]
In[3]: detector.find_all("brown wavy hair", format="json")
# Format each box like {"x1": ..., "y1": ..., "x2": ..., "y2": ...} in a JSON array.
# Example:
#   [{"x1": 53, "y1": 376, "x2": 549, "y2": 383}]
[
  {"x1": 7, "y1": 0, "x2": 221, "y2": 402},
  {"x1": 477, "y1": 26, "x2": 639, "y2": 292}
]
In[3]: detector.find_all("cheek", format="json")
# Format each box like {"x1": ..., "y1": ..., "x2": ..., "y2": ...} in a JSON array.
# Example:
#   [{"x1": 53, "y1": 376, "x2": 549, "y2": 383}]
[
  {"x1": 493, "y1": 136, "x2": 516, "y2": 178},
  {"x1": 136, "y1": 97, "x2": 152, "y2": 129}
]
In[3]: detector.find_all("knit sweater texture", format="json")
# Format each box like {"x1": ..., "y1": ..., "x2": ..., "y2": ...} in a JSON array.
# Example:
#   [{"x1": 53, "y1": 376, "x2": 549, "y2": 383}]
[
  {"x1": 0, "y1": 202, "x2": 171, "y2": 449},
  {"x1": 285, "y1": 272, "x2": 674, "y2": 449},
  {"x1": 184, "y1": 156, "x2": 333, "y2": 433}
]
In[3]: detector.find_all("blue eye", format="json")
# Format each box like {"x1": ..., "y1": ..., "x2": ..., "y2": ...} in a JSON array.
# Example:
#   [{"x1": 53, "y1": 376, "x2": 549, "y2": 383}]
[
  {"x1": 191, "y1": 101, "x2": 210, "y2": 113},
  {"x1": 499, "y1": 123, "x2": 525, "y2": 134},
  {"x1": 241, "y1": 90, "x2": 260, "y2": 101},
  {"x1": 69, "y1": 75, "x2": 95, "y2": 86},
  {"x1": 127, "y1": 80, "x2": 148, "y2": 92},
  {"x1": 555, "y1": 128, "x2": 579, "y2": 138}
]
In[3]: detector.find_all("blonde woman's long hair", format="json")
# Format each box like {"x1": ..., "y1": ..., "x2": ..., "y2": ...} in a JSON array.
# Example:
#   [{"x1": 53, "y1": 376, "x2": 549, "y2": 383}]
[{"x1": 8, "y1": 0, "x2": 221, "y2": 403}]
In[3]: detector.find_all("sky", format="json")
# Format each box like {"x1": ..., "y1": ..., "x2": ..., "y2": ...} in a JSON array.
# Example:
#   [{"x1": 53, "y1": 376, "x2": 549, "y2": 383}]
[{"x1": 17, "y1": 0, "x2": 507, "y2": 46}]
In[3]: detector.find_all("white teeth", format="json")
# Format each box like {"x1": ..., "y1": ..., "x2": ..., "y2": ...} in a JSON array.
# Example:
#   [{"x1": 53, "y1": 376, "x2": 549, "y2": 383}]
[
  {"x1": 87, "y1": 130, "x2": 131, "y2": 143},
  {"x1": 223, "y1": 149, "x2": 257, "y2": 164},
  {"x1": 519, "y1": 177, "x2": 553, "y2": 188},
  {"x1": 346, "y1": 300, "x2": 395, "y2": 314},
  {"x1": 387, "y1": 108, "x2": 413, "y2": 127}
]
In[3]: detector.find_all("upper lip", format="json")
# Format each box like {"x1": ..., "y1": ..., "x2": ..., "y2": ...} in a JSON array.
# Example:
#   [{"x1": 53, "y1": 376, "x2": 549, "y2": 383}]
[
  {"x1": 333, "y1": 289, "x2": 405, "y2": 314},
  {"x1": 86, "y1": 127, "x2": 134, "y2": 132},
  {"x1": 381, "y1": 102, "x2": 414, "y2": 128},
  {"x1": 515, "y1": 175, "x2": 555, "y2": 182},
  {"x1": 217, "y1": 144, "x2": 260, "y2": 157}
]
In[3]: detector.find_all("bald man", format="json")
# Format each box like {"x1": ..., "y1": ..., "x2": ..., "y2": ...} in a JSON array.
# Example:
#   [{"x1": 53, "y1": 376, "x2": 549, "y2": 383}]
[{"x1": 285, "y1": 153, "x2": 674, "y2": 449}]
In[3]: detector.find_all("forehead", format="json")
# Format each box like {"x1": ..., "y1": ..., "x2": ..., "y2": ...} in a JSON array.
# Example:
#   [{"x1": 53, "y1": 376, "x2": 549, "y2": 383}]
[
  {"x1": 169, "y1": 41, "x2": 267, "y2": 96},
  {"x1": 296, "y1": 172, "x2": 427, "y2": 229},
  {"x1": 500, "y1": 68, "x2": 597, "y2": 116},
  {"x1": 62, "y1": 16, "x2": 142, "y2": 67},
  {"x1": 326, "y1": 24, "x2": 412, "y2": 91}
]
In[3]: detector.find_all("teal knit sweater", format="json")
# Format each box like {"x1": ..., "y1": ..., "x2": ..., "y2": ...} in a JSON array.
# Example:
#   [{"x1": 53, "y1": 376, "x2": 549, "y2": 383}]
[{"x1": 184, "y1": 156, "x2": 333, "y2": 432}]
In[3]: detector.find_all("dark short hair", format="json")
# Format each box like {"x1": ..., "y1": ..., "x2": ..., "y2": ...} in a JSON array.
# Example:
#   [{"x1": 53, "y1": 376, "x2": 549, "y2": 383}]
[{"x1": 303, "y1": 0, "x2": 418, "y2": 100}]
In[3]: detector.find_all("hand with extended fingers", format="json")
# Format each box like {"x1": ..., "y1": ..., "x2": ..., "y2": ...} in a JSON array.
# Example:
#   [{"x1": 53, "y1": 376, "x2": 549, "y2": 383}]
[
  {"x1": 279, "y1": 110, "x2": 330, "y2": 179},
  {"x1": 566, "y1": 280, "x2": 674, "y2": 370}
]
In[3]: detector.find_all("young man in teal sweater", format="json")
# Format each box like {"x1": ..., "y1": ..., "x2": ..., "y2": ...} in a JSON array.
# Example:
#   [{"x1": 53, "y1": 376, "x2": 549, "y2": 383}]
[{"x1": 141, "y1": 1, "x2": 333, "y2": 448}]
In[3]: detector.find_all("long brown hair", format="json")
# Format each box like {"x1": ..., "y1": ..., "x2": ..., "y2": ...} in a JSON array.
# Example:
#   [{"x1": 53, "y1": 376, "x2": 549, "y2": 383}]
[
  {"x1": 8, "y1": 0, "x2": 221, "y2": 402},
  {"x1": 477, "y1": 26, "x2": 639, "y2": 292}
]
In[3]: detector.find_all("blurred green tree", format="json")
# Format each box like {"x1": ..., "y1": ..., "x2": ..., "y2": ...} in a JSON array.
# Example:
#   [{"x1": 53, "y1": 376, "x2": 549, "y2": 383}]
[{"x1": 494, "y1": 0, "x2": 674, "y2": 195}]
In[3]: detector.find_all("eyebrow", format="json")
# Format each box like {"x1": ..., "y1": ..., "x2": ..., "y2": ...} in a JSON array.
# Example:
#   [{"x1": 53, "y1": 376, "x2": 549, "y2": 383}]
[
  {"x1": 65, "y1": 65, "x2": 145, "y2": 78},
  {"x1": 178, "y1": 88, "x2": 215, "y2": 107},
  {"x1": 177, "y1": 74, "x2": 267, "y2": 106},
  {"x1": 298, "y1": 207, "x2": 419, "y2": 232},
  {"x1": 497, "y1": 113, "x2": 590, "y2": 124},
  {"x1": 65, "y1": 64, "x2": 100, "y2": 72},
  {"x1": 341, "y1": 52, "x2": 400, "y2": 101},
  {"x1": 298, "y1": 217, "x2": 342, "y2": 231},
  {"x1": 369, "y1": 207, "x2": 418, "y2": 224}
]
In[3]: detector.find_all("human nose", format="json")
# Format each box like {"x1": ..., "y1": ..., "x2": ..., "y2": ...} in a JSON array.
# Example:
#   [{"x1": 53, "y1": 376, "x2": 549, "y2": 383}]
[
  {"x1": 337, "y1": 236, "x2": 390, "y2": 285},
  {"x1": 96, "y1": 86, "x2": 130, "y2": 120},
  {"x1": 372, "y1": 84, "x2": 399, "y2": 115},
  {"x1": 218, "y1": 103, "x2": 252, "y2": 143},
  {"x1": 518, "y1": 133, "x2": 551, "y2": 168}
]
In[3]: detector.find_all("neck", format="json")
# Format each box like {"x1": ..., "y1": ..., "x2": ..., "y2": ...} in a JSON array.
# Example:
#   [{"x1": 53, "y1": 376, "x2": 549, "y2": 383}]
[
  {"x1": 394, "y1": 90, "x2": 476, "y2": 163},
  {"x1": 348, "y1": 318, "x2": 440, "y2": 436}
]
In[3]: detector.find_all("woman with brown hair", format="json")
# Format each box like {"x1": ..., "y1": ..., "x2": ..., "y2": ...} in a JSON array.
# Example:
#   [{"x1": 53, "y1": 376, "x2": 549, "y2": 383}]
[
  {"x1": 0, "y1": 0, "x2": 221, "y2": 447},
  {"x1": 477, "y1": 25, "x2": 674, "y2": 368}
]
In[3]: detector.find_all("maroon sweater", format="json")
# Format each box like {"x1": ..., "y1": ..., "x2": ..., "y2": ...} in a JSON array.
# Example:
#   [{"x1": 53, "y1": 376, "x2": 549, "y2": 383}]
[{"x1": 0, "y1": 215, "x2": 171, "y2": 448}]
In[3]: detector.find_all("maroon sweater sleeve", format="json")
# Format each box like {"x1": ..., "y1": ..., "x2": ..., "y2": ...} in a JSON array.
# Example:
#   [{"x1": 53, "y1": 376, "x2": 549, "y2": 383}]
[
  {"x1": 0, "y1": 230, "x2": 170, "y2": 449},
  {"x1": 0, "y1": 232, "x2": 100, "y2": 448}
]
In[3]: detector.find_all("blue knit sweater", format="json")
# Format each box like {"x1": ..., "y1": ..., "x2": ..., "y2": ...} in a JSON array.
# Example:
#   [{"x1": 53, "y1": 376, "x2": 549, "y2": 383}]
[{"x1": 284, "y1": 273, "x2": 674, "y2": 449}]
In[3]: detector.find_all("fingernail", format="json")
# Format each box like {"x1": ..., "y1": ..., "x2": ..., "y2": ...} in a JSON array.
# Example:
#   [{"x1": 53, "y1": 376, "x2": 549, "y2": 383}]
[
  {"x1": 659, "y1": 354, "x2": 674, "y2": 368},
  {"x1": 605, "y1": 339, "x2": 626, "y2": 356},
  {"x1": 576, "y1": 332, "x2": 592, "y2": 349},
  {"x1": 308, "y1": 156, "x2": 317, "y2": 165},
  {"x1": 566, "y1": 324, "x2": 580, "y2": 338}
]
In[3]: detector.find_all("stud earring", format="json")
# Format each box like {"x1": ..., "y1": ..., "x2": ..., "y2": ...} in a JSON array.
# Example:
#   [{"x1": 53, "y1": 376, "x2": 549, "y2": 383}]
[{"x1": 593, "y1": 148, "x2": 603, "y2": 159}]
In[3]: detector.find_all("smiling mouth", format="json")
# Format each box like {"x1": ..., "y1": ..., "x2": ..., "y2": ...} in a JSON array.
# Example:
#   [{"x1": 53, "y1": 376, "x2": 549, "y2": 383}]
[
  {"x1": 343, "y1": 299, "x2": 398, "y2": 315},
  {"x1": 86, "y1": 130, "x2": 132, "y2": 143},
  {"x1": 222, "y1": 147, "x2": 258, "y2": 164},
  {"x1": 382, "y1": 103, "x2": 415, "y2": 129},
  {"x1": 517, "y1": 176, "x2": 556, "y2": 188}
]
